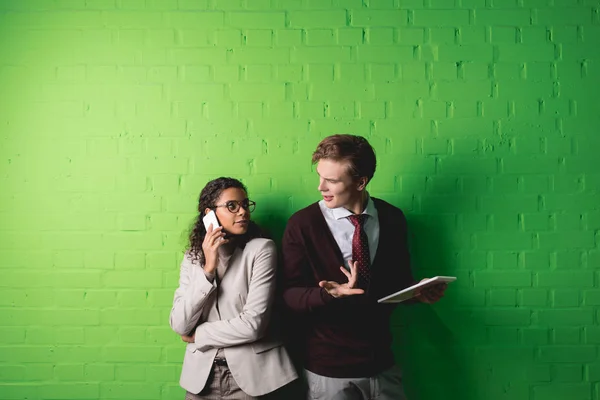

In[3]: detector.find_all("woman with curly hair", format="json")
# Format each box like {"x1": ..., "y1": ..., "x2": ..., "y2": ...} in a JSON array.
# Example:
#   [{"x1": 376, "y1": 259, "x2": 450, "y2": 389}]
[{"x1": 169, "y1": 177, "x2": 298, "y2": 399}]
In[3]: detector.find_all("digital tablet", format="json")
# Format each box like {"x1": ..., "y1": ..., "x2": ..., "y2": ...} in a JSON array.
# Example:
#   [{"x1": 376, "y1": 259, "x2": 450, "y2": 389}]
[{"x1": 377, "y1": 276, "x2": 456, "y2": 303}]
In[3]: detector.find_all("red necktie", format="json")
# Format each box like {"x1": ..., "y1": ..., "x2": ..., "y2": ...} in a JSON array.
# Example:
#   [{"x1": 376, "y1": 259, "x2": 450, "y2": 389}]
[{"x1": 348, "y1": 214, "x2": 370, "y2": 288}]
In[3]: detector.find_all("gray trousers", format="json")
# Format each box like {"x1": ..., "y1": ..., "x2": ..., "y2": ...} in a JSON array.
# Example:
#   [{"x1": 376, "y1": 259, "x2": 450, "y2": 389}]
[
  {"x1": 305, "y1": 366, "x2": 408, "y2": 400},
  {"x1": 185, "y1": 364, "x2": 256, "y2": 400},
  {"x1": 185, "y1": 363, "x2": 301, "y2": 400}
]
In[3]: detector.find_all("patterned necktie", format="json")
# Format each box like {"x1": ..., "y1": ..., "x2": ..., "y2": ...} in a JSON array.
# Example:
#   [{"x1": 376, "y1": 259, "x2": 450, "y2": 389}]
[{"x1": 347, "y1": 214, "x2": 370, "y2": 288}]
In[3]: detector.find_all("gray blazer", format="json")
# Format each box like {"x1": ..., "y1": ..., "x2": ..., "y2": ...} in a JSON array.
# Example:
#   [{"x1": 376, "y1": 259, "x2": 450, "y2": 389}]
[{"x1": 169, "y1": 238, "x2": 298, "y2": 396}]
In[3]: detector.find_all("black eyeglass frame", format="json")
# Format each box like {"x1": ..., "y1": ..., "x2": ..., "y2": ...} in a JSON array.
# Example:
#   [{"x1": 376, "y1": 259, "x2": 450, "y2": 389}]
[{"x1": 213, "y1": 199, "x2": 256, "y2": 214}]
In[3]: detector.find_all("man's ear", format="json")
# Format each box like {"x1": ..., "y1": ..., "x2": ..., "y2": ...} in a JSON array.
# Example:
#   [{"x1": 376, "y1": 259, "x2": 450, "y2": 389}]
[{"x1": 357, "y1": 177, "x2": 368, "y2": 191}]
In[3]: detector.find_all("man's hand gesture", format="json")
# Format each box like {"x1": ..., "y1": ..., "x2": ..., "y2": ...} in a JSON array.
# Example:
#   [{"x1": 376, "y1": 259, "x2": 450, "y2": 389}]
[{"x1": 318, "y1": 260, "x2": 365, "y2": 298}]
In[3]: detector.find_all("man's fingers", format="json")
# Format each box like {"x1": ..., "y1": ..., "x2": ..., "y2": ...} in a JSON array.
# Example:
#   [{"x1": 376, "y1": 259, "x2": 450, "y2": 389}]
[
  {"x1": 417, "y1": 292, "x2": 433, "y2": 303},
  {"x1": 340, "y1": 266, "x2": 352, "y2": 280},
  {"x1": 319, "y1": 280, "x2": 338, "y2": 289},
  {"x1": 418, "y1": 285, "x2": 445, "y2": 303},
  {"x1": 348, "y1": 260, "x2": 358, "y2": 274},
  {"x1": 319, "y1": 279, "x2": 364, "y2": 298},
  {"x1": 339, "y1": 287, "x2": 364, "y2": 296},
  {"x1": 430, "y1": 283, "x2": 446, "y2": 296},
  {"x1": 347, "y1": 260, "x2": 359, "y2": 286}
]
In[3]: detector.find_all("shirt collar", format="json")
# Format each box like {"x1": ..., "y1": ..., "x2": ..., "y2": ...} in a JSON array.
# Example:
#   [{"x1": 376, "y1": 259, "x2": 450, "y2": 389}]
[{"x1": 331, "y1": 193, "x2": 375, "y2": 221}]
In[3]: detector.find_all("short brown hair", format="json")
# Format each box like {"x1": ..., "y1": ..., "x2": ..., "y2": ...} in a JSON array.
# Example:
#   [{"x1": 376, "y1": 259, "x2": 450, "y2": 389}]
[{"x1": 312, "y1": 134, "x2": 377, "y2": 181}]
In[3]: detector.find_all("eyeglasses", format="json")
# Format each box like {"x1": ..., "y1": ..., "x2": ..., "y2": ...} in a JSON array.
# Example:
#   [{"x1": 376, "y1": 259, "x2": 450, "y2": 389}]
[{"x1": 214, "y1": 199, "x2": 256, "y2": 214}]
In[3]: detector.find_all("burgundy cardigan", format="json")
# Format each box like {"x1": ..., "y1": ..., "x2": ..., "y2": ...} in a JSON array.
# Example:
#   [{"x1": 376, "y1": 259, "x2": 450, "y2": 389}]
[{"x1": 281, "y1": 198, "x2": 417, "y2": 378}]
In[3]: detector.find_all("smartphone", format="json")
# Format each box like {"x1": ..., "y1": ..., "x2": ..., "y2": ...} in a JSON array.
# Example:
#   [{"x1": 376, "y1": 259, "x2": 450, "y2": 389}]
[{"x1": 202, "y1": 210, "x2": 220, "y2": 231}]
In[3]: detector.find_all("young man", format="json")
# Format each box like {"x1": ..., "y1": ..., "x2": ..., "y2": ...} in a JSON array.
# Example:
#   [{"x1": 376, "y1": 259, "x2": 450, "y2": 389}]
[{"x1": 281, "y1": 134, "x2": 447, "y2": 400}]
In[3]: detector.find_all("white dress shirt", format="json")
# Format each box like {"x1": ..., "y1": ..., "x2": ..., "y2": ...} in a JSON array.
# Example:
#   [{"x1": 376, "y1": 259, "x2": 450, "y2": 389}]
[{"x1": 318, "y1": 193, "x2": 380, "y2": 269}]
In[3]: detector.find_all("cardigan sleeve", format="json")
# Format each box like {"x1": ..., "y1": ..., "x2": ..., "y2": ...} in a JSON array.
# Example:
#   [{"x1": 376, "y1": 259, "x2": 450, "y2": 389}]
[{"x1": 281, "y1": 217, "x2": 335, "y2": 313}]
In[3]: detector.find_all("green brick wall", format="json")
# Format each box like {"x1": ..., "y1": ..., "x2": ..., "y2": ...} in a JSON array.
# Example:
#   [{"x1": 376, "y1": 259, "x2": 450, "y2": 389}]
[{"x1": 0, "y1": 0, "x2": 598, "y2": 399}]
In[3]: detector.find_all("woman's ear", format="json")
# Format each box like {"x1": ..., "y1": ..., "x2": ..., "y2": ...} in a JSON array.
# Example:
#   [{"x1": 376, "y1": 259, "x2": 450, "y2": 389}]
[{"x1": 204, "y1": 207, "x2": 211, "y2": 216}]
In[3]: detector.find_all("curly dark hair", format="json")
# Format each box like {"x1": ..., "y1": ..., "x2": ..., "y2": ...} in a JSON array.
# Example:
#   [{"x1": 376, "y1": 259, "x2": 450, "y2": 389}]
[{"x1": 188, "y1": 177, "x2": 264, "y2": 264}]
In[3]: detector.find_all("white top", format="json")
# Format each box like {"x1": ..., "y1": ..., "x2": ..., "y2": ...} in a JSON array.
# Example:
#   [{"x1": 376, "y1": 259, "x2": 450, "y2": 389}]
[{"x1": 318, "y1": 193, "x2": 380, "y2": 269}]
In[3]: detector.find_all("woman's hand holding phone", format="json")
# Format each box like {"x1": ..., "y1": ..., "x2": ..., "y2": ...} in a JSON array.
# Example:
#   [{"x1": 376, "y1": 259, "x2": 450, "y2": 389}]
[{"x1": 202, "y1": 213, "x2": 229, "y2": 274}]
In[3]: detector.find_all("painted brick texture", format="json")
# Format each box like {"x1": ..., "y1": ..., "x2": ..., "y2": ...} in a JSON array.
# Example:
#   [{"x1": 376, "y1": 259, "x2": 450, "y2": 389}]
[{"x1": 0, "y1": 0, "x2": 599, "y2": 399}]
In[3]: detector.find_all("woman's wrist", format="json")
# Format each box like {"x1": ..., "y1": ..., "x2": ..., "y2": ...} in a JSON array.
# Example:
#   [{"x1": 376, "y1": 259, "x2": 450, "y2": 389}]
[
  {"x1": 203, "y1": 269, "x2": 215, "y2": 283},
  {"x1": 203, "y1": 260, "x2": 217, "y2": 275}
]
